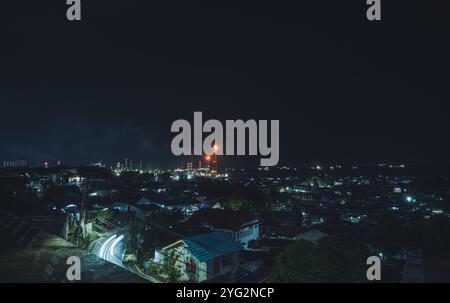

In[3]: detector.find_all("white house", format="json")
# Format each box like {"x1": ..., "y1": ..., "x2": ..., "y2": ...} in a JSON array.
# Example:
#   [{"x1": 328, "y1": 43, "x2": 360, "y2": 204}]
[{"x1": 154, "y1": 231, "x2": 242, "y2": 282}]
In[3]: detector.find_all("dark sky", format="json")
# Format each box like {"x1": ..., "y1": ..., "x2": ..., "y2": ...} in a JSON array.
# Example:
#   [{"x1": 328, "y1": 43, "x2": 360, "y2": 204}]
[{"x1": 0, "y1": 1, "x2": 449, "y2": 168}]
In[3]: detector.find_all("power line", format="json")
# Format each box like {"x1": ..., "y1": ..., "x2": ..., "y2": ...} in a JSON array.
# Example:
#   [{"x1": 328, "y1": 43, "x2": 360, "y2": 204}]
[{"x1": 95, "y1": 207, "x2": 243, "y2": 281}]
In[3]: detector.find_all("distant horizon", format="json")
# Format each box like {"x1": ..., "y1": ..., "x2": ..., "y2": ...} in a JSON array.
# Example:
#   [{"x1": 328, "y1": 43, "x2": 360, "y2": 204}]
[{"x1": 2, "y1": 157, "x2": 449, "y2": 172}]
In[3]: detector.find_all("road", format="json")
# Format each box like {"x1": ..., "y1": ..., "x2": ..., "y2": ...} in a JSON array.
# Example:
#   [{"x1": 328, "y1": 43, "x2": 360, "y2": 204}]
[
  {"x1": 90, "y1": 231, "x2": 162, "y2": 283},
  {"x1": 91, "y1": 233, "x2": 128, "y2": 269}
]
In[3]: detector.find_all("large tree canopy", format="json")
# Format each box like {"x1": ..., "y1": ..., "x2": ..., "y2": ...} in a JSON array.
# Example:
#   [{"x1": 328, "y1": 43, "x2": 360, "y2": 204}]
[{"x1": 270, "y1": 235, "x2": 370, "y2": 282}]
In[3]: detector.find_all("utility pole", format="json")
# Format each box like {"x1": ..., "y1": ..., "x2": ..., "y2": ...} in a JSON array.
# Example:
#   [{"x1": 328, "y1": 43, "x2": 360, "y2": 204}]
[{"x1": 76, "y1": 179, "x2": 89, "y2": 246}]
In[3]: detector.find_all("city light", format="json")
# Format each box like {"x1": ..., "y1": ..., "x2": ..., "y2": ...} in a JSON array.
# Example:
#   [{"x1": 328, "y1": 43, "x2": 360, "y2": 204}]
[
  {"x1": 2, "y1": 0, "x2": 449, "y2": 286},
  {"x1": 406, "y1": 196, "x2": 414, "y2": 203}
]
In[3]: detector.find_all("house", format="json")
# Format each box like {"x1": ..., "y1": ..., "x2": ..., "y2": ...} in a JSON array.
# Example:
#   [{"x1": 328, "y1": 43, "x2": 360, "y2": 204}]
[
  {"x1": 262, "y1": 211, "x2": 301, "y2": 240},
  {"x1": 113, "y1": 192, "x2": 145, "y2": 207},
  {"x1": 249, "y1": 225, "x2": 330, "y2": 252},
  {"x1": 69, "y1": 166, "x2": 111, "y2": 185},
  {"x1": 183, "y1": 209, "x2": 261, "y2": 249},
  {"x1": 247, "y1": 238, "x2": 295, "y2": 252},
  {"x1": 154, "y1": 231, "x2": 242, "y2": 282},
  {"x1": 44, "y1": 184, "x2": 82, "y2": 211},
  {"x1": 134, "y1": 203, "x2": 159, "y2": 220},
  {"x1": 111, "y1": 202, "x2": 130, "y2": 212},
  {"x1": 149, "y1": 198, "x2": 201, "y2": 215},
  {"x1": 295, "y1": 226, "x2": 329, "y2": 243},
  {"x1": 143, "y1": 191, "x2": 202, "y2": 215}
]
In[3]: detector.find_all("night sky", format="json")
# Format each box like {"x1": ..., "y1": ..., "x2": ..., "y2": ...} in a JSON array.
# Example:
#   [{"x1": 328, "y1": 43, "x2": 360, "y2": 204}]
[{"x1": 1, "y1": 1, "x2": 449, "y2": 168}]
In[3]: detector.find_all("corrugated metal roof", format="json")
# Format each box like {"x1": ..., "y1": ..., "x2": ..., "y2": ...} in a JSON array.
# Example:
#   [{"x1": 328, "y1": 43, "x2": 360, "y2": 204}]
[{"x1": 184, "y1": 231, "x2": 242, "y2": 262}]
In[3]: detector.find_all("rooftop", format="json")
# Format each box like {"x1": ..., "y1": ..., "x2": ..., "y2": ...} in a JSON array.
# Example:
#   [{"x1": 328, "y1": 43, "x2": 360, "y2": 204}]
[
  {"x1": 186, "y1": 208, "x2": 259, "y2": 231},
  {"x1": 183, "y1": 231, "x2": 243, "y2": 262}
]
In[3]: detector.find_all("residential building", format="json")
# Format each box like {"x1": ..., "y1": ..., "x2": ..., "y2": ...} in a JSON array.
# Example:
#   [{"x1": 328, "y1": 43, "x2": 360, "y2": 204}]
[
  {"x1": 154, "y1": 231, "x2": 242, "y2": 282},
  {"x1": 183, "y1": 209, "x2": 260, "y2": 249}
]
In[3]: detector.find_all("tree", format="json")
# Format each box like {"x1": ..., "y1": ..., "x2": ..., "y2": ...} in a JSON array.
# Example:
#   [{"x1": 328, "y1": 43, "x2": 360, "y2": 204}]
[
  {"x1": 161, "y1": 250, "x2": 182, "y2": 283},
  {"x1": 229, "y1": 196, "x2": 243, "y2": 211},
  {"x1": 270, "y1": 235, "x2": 370, "y2": 282},
  {"x1": 229, "y1": 186, "x2": 268, "y2": 211},
  {"x1": 368, "y1": 216, "x2": 405, "y2": 255}
]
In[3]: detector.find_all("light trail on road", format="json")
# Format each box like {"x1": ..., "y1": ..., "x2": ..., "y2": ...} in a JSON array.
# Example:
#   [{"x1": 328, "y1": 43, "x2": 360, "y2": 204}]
[
  {"x1": 108, "y1": 235, "x2": 124, "y2": 261},
  {"x1": 99, "y1": 234, "x2": 117, "y2": 260},
  {"x1": 98, "y1": 233, "x2": 125, "y2": 265}
]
